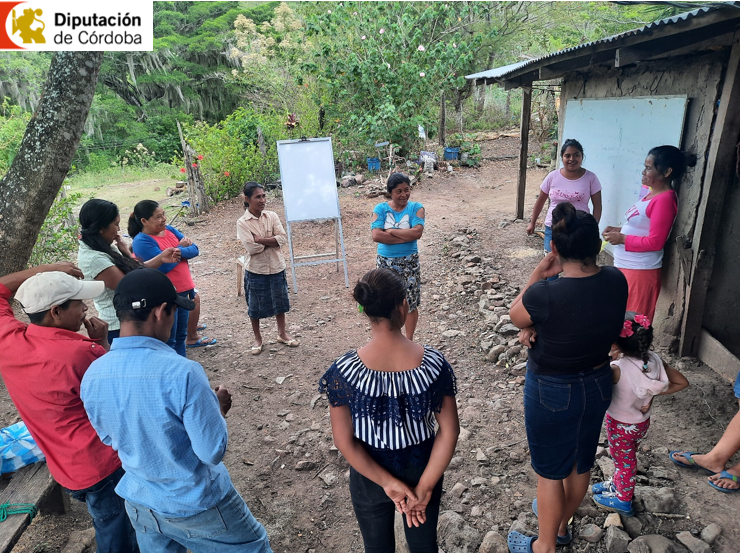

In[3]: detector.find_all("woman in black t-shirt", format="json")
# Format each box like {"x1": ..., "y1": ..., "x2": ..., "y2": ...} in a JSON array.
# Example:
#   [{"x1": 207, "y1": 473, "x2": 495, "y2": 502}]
[{"x1": 507, "y1": 203, "x2": 628, "y2": 553}]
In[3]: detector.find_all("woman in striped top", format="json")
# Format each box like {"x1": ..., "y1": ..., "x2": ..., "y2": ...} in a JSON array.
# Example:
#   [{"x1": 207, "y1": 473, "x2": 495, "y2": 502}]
[{"x1": 319, "y1": 268, "x2": 459, "y2": 553}]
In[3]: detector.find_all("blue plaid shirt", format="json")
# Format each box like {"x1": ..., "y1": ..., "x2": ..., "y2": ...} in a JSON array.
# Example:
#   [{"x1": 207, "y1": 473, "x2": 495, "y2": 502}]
[{"x1": 81, "y1": 336, "x2": 231, "y2": 517}]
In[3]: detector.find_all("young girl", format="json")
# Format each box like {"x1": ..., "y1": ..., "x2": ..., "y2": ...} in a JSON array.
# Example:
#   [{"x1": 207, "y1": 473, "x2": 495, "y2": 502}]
[
  {"x1": 319, "y1": 268, "x2": 459, "y2": 552},
  {"x1": 592, "y1": 312, "x2": 689, "y2": 516}
]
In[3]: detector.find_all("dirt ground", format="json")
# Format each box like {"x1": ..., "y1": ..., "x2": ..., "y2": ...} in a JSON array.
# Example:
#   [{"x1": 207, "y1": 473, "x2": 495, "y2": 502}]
[{"x1": 7, "y1": 137, "x2": 740, "y2": 552}]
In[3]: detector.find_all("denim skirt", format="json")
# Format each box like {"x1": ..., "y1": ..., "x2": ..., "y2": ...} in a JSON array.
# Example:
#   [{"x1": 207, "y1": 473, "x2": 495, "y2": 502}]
[
  {"x1": 523, "y1": 362, "x2": 612, "y2": 480},
  {"x1": 244, "y1": 270, "x2": 290, "y2": 320}
]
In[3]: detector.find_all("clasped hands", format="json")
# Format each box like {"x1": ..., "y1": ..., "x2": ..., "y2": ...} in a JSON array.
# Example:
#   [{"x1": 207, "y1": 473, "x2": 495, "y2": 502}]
[
  {"x1": 602, "y1": 226, "x2": 625, "y2": 245},
  {"x1": 384, "y1": 479, "x2": 432, "y2": 528}
]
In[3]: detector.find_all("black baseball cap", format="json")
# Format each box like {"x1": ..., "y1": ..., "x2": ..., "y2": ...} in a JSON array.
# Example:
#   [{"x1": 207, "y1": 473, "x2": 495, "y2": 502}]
[{"x1": 114, "y1": 268, "x2": 195, "y2": 312}]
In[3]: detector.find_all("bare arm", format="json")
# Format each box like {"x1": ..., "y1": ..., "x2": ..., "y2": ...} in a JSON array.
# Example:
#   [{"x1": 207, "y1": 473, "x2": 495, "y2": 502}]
[
  {"x1": 0, "y1": 262, "x2": 83, "y2": 293},
  {"x1": 254, "y1": 235, "x2": 281, "y2": 248},
  {"x1": 660, "y1": 363, "x2": 689, "y2": 395},
  {"x1": 405, "y1": 395, "x2": 459, "y2": 527},
  {"x1": 372, "y1": 228, "x2": 409, "y2": 245},
  {"x1": 591, "y1": 191, "x2": 603, "y2": 224},
  {"x1": 527, "y1": 191, "x2": 549, "y2": 235},
  {"x1": 330, "y1": 405, "x2": 416, "y2": 514},
  {"x1": 96, "y1": 248, "x2": 180, "y2": 291},
  {"x1": 386, "y1": 225, "x2": 424, "y2": 242}
]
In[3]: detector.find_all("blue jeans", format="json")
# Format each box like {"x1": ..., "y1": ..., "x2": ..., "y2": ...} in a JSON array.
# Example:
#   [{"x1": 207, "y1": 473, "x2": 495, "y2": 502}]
[
  {"x1": 68, "y1": 467, "x2": 139, "y2": 553},
  {"x1": 524, "y1": 363, "x2": 612, "y2": 480},
  {"x1": 167, "y1": 289, "x2": 193, "y2": 357},
  {"x1": 124, "y1": 484, "x2": 272, "y2": 553}
]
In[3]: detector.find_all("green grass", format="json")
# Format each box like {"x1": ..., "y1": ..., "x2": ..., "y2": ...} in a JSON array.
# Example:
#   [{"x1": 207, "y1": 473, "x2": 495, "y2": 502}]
[{"x1": 66, "y1": 164, "x2": 185, "y2": 214}]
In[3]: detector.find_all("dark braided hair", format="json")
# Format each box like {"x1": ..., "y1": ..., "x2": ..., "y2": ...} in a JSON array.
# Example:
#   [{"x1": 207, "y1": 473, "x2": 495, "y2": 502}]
[
  {"x1": 79, "y1": 199, "x2": 141, "y2": 274},
  {"x1": 615, "y1": 311, "x2": 654, "y2": 371},
  {"x1": 353, "y1": 268, "x2": 407, "y2": 330}
]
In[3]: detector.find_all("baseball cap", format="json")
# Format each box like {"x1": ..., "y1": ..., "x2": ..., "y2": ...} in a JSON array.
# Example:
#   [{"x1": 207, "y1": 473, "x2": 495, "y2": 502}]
[
  {"x1": 114, "y1": 268, "x2": 195, "y2": 312},
  {"x1": 15, "y1": 272, "x2": 105, "y2": 314}
]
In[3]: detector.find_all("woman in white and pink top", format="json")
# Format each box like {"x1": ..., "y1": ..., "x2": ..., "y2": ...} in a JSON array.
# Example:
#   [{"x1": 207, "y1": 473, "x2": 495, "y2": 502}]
[
  {"x1": 527, "y1": 139, "x2": 603, "y2": 258},
  {"x1": 603, "y1": 146, "x2": 697, "y2": 320}
]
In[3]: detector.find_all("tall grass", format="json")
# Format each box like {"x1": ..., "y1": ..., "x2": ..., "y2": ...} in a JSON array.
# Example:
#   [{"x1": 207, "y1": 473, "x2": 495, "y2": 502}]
[{"x1": 66, "y1": 163, "x2": 177, "y2": 192}]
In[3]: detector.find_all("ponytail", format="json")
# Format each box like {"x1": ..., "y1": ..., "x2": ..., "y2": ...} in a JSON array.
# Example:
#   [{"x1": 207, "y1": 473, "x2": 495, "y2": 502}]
[{"x1": 128, "y1": 200, "x2": 159, "y2": 238}]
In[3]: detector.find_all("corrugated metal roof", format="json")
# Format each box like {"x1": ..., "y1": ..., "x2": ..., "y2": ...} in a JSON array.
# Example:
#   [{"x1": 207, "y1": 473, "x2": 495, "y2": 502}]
[{"x1": 466, "y1": 4, "x2": 739, "y2": 82}]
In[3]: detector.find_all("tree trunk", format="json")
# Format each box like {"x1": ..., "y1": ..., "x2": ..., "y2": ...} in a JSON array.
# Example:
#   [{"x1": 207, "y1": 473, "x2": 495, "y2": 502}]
[
  {"x1": 438, "y1": 91, "x2": 446, "y2": 147},
  {"x1": 0, "y1": 52, "x2": 103, "y2": 276}
]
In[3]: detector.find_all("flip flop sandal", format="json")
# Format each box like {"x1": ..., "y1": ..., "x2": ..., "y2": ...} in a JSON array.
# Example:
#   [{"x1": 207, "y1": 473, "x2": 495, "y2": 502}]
[
  {"x1": 531, "y1": 499, "x2": 572, "y2": 545},
  {"x1": 669, "y1": 451, "x2": 715, "y2": 475},
  {"x1": 186, "y1": 337, "x2": 217, "y2": 348},
  {"x1": 507, "y1": 531, "x2": 536, "y2": 553},
  {"x1": 708, "y1": 470, "x2": 740, "y2": 493},
  {"x1": 197, "y1": 324, "x2": 207, "y2": 331},
  {"x1": 277, "y1": 337, "x2": 300, "y2": 347},
  {"x1": 251, "y1": 344, "x2": 263, "y2": 355}
]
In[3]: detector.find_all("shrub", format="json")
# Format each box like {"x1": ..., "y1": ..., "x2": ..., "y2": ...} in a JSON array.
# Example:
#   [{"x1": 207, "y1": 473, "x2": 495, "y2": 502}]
[{"x1": 28, "y1": 188, "x2": 81, "y2": 267}]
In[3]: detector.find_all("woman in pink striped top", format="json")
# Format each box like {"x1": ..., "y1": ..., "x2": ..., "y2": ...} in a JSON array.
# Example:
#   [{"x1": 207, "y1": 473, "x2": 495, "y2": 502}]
[{"x1": 603, "y1": 146, "x2": 696, "y2": 320}]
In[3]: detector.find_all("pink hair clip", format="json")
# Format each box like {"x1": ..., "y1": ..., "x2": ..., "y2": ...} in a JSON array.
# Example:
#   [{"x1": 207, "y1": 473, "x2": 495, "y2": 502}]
[
  {"x1": 620, "y1": 320, "x2": 634, "y2": 338},
  {"x1": 634, "y1": 314, "x2": 651, "y2": 328}
]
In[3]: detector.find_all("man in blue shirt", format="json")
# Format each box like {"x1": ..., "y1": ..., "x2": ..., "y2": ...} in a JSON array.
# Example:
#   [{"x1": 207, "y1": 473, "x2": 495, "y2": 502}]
[{"x1": 81, "y1": 268, "x2": 272, "y2": 552}]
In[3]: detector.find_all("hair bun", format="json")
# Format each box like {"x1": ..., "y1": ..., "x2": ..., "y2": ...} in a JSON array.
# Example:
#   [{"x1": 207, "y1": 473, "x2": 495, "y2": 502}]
[
  {"x1": 682, "y1": 151, "x2": 698, "y2": 168},
  {"x1": 353, "y1": 281, "x2": 376, "y2": 307}
]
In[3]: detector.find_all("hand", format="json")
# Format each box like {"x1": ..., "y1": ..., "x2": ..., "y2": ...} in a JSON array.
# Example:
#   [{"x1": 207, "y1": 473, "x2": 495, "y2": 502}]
[
  {"x1": 49, "y1": 262, "x2": 84, "y2": 280},
  {"x1": 405, "y1": 486, "x2": 432, "y2": 527},
  {"x1": 215, "y1": 385, "x2": 232, "y2": 416},
  {"x1": 535, "y1": 252, "x2": 562, "y2": 280},
  {"x1": 251, "y1": 233, "x2": 262, "y2": 245},
  {"x1": 639, "y1": 399, "x2": 654, "y2": 414},
  {"x1": 178, "y1": 237, "x2": 193, "y2": 247},
  {"x1": 519, "y1": 327, "x2": 537, "y2": 348},
  {"x1": 83, "y1": 316, "x2": 109, "y2": 342},
  {"x1": 602, "y1": 227, "x2": 625, "y2": 245},
  {"x1": 160, "y1": 247, "x2": 181, "y2": 264},
  {"x1": 526, "y1": 221, "x2": 535, "y2": 235},
  {"x1": 382, "y1": 479, "x2": 416, "y2": 516}
]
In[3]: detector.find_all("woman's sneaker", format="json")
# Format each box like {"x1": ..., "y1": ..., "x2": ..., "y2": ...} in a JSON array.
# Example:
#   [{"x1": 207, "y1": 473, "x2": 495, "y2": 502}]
[
  {"x1": 592, "y1": 492, "x2": 635, "y2": 517},
  {"x1": 591, "y1": 480, "x2": 615, "y2": 494}
]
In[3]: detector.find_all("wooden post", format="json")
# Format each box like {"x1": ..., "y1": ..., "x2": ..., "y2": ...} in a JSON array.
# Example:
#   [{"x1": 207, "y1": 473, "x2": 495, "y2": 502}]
[
  {"x1": 439, "y1": 91, "x2": 446, "y2": 147},
  {"x1": 679, "y1": 31, "x2": 740, "y2": 356},
  {"x1": 516, "y1": 85, "x2": 533, "y2": 220},
  {"x1": 176, "y1": 120, "x2": 210, "y2": 217}
]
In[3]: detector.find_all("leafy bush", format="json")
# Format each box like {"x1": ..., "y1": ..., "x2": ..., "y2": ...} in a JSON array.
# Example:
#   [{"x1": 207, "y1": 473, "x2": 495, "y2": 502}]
[
  {"x1": 28, "y1": 189, "x2": 81, "y2": 267},
  {"x1": 0, "y1": 98, "x2": 31, "y2": 174}
]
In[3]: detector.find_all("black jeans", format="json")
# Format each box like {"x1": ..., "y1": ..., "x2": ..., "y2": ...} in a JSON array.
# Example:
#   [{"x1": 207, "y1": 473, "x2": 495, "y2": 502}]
[
  {"x1": 349, "y1": 466, "x2": 443, "y2": 553},
  {"x1": 68, "y1": 467, "x2": 139, "y2": 553}
]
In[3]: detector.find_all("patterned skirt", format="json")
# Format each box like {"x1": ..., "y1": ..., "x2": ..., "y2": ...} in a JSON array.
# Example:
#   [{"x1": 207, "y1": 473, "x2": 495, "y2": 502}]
[
  {"x1": 244, "y1": 270, "x2": 290, "y2": 320},
  {"x1": 376, "y1": 253, "x2": 421, "y2": 312}
]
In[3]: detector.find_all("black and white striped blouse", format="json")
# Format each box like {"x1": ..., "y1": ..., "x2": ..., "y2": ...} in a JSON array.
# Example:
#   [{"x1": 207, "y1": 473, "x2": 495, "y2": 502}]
[{"x1": 319, "y1": 346, "x2": 457, "y2": 450}]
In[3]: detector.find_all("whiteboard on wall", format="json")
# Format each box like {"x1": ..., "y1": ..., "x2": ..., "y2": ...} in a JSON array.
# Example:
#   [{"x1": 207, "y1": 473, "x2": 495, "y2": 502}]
[
  {"x1": 560, "y1": 96, "x2": 688, "y2": 251},
  {"x1": 277, "y1": 138, "x2": 340, "y2": 222}
]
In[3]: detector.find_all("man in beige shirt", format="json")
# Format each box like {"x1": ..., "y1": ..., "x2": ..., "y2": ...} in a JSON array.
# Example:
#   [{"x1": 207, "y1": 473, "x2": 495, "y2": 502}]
[{"x1": 236, "y1": 182, "x2": 299, "y2": 355}]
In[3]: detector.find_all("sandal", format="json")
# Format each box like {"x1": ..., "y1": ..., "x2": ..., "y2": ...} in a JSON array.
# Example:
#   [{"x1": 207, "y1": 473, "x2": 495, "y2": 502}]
[
  {"x1": 708, "y1": 470, "x2": 740, "y2": 493},
  {"x1": 186, "y1": 337, "x2": 217, "y2": 348},
  {"x1": 507, "y1": 531, "x2": 536, "y2": 553},
  {"x1": 251, "y1": 344, "x2": 263, "y2": 355},
  {"x1": 669, "y1": 451, "x2": 715, "y2": 475},
  {"x1": 277, "y1": 337, "x2": 300, "y2": 347},
  {"x1": 197, "y1": 324, "x2": 207, "y2": 331},
  {"x1": 531, "y1": 499, "x2": 572, "y2": 544}
]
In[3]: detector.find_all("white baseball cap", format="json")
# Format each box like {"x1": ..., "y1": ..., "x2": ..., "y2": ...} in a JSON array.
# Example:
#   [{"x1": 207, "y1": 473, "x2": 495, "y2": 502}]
[{"x1": 15, "y1": 272, "x2": 105, "y2": 314}]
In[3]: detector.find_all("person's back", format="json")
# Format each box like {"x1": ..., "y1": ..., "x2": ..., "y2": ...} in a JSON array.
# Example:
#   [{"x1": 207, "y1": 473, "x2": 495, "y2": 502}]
[
  {"x1": 81, "y1": 268, "x2": 272, "y2": 553},
  {"x1": 82, "y1": 336, "x2": 231, "y2": 514}
]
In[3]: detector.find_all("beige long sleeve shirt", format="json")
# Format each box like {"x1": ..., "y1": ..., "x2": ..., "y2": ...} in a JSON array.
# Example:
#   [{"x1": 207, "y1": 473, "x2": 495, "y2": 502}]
[{"x1": 236, "y1": 209, "x2": 288, "y2": 275}]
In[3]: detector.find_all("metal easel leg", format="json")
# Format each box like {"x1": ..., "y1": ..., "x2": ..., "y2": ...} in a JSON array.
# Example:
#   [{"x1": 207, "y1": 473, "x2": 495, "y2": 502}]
[
  {"x1": 286, "y1": 221, "x2": 298, "y2": 294},
  {"x1": 337, "y1": 217, "x2": 350, "y2": 288}
]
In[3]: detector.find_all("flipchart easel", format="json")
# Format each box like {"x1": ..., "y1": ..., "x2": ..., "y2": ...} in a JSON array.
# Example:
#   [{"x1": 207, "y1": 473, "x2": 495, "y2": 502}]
[{"x1": 276, "y1": 137, "x2": 349, "y2": 293}]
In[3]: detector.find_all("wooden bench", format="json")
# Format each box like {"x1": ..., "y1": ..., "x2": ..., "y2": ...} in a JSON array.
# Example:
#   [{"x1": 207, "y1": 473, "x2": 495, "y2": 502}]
[{"x1": 0, "y1": 462, "x2": 68, "y2": 552}]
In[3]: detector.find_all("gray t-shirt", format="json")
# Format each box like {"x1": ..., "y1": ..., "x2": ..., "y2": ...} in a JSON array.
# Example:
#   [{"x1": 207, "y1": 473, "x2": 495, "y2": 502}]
[{"x1": 77, "y1": 241, "x2": 120, "y2": 330}]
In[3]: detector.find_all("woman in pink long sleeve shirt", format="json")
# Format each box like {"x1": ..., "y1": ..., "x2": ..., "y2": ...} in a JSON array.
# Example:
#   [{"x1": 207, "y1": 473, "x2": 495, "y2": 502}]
[{"x1": 603, "y1": 146, "x2": 697, "y2": 320}]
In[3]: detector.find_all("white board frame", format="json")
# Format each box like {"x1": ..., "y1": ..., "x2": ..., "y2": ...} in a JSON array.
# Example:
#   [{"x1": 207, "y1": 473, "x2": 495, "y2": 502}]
[
  {"x1": 560, "y1": 96, "x2": 688, "y2": 254},
  {"x1": 276, "y1": 137, "x2": 349, "y2": 293}
]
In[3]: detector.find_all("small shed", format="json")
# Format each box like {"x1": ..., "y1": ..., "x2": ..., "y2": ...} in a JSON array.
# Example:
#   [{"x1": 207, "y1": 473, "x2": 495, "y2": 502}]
[{"x1": 467, "y1": 5, "x2": 740, "y2": 379}]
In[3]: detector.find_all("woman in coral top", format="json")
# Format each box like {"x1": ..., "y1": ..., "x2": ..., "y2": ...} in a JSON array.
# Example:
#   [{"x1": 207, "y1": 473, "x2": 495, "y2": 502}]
[
  {"x1": 603, "y1": 146, "x2": 696, "y2": 320},
  {"x1": 129, "y1": 200, "x2": 201, "y2": 357}
]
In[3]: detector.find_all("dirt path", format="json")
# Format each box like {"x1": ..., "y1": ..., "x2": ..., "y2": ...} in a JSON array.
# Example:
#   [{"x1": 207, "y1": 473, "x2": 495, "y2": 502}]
[{"x1": 9, "y1": 137, "x2": 740, "y2": 552}]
